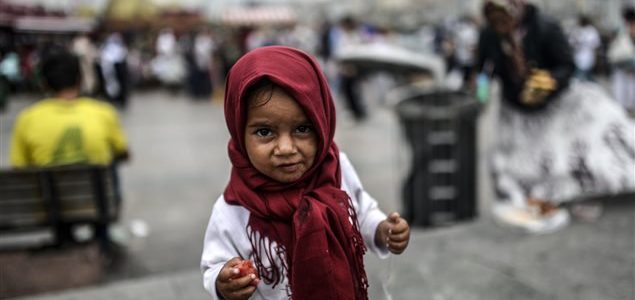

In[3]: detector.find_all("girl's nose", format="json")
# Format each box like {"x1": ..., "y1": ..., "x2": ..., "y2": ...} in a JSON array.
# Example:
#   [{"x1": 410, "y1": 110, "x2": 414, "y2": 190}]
[{"x1": 274, "y1": 134, "x2": 296, "y2": 155}]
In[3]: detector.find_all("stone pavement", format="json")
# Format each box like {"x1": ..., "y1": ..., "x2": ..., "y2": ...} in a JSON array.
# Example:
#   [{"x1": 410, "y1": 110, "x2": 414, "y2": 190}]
[
  {"x1": 10, "y1": 200, "x2": 635, "y2": 300},
  {"x1": 2, "y1": 85, "x2": 634, "y2": 300}
]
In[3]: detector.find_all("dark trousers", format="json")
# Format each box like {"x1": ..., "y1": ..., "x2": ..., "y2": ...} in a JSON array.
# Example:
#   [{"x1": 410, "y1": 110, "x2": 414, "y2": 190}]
[{"x1": 341, "y1": 74, "x2": 366, "y2": 120}]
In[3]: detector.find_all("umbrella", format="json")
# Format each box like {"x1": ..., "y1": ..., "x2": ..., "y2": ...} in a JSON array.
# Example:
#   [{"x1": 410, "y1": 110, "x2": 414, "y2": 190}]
[{"x1": 335, "y1": 42, "x2": 445, "y2": 83}]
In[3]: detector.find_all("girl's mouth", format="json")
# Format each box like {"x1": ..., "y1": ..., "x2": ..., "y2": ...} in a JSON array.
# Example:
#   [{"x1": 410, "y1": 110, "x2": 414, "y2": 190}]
[{"x1": 278, "y1": 163, "x2": 300, "y2": 173}]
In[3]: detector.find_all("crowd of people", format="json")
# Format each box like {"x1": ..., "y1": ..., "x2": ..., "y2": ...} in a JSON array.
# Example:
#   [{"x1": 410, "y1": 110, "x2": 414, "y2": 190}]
[
  {"x1": 2, "y1": 4, "x2": 631, "y2": 116},
  {"x1": 1, "y1": 27, "x2": 221, "y2": 110}
]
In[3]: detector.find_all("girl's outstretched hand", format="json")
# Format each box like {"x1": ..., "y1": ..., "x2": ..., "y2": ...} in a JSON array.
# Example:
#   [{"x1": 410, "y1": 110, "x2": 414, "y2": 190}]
[
  {"x1": 216, "y1": 257, "x2": 260, "y2": 300},
  {"x1": 376, "y1": 212, "x2": 410, "y2": 254}
]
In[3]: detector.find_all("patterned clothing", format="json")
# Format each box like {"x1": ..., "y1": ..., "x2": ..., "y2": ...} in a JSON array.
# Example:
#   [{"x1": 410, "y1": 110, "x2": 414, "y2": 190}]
[{"x1": 492, "y1": 81, "x2": 635, "y2": 204}]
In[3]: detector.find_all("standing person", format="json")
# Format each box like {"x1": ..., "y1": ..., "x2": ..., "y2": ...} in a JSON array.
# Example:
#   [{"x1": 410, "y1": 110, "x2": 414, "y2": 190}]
[
  {"x1": 152, "y1": 28, "x2": 186, "y2": 92},
  {"x1": 200, "y1": 46, "x2": 410, "y2": 299},
  {"x1": 477, "y1": 0, "x2": 635, "y2": 233},
  {"x1": 317, "y1": 20, "x2": 333, "y2": 64},
  {"x1": 71, "y1": 33, "x2": 98, "y2": 95},
  {"x1": 0, "y1": 48, "x2": 19, "y2": 111},
  {"x1": 10, "y1": 49, "x2": 130, "y2": 242},
  {"x1": 452, "y1": 16, "x2": 480, "y2": 88},
  {"x1": 332, "y1": 16, "x2": 367, "y2": 121},
  {"x1": 279, "y1": 23, "x2": 319, "y2": 55},
  {"x1": 100, "y1": 33, "x2": 129, "y2": 107},
  {"x1": 189, "y1": 28, "x2": 215, "y2": 99},
  {"x1": 436, "y1": 17, "x2": 457, "y2": 74},
  {"x1": 607, "y1": 6, "x2": 635, "y2": 114},
  {"x1": 569, "y1": 15, "x2": 601, "y2": 81}
]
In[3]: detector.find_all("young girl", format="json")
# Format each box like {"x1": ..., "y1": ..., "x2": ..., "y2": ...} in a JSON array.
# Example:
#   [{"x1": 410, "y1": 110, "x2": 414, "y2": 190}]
[{"x1": 200, "y1": 46, "x2": 410, "y2": 300}]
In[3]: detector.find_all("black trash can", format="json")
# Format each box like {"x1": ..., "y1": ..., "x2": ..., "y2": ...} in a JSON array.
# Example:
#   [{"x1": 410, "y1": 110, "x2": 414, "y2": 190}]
[{"x1": 396, "y1": 89, "x2": 480, "y2": 227}]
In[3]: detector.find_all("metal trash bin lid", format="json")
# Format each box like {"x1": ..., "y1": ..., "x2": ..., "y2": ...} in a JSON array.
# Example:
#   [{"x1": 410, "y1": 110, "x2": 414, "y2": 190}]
[{"x1": 394, "y1": 89, "x2": 480, "y2": 120}]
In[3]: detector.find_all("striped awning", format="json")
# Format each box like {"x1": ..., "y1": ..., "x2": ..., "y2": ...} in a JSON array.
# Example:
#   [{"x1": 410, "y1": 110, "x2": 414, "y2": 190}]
[
  {"x1": 221, "y1": 6, "x2": 296, "y2": 26},
  {"x1": 13, "y1": 16, "x2": 95, "y2": 33}
]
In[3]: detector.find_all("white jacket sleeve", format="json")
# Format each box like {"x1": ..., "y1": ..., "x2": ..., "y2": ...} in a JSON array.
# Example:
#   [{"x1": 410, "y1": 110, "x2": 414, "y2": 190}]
[
  {"x1": 339, "y1": 153, "x2": 390, "y2": 259},
  {"x1": 200, "y1": 197, "x2": 252, "y2": 299}
]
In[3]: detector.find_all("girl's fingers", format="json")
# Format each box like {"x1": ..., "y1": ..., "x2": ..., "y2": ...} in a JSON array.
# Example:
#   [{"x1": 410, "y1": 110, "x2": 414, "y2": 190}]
[
  {"x1": 218, "y1": 257, "x2": 242, "y2": 281},
  {"x1": 389, "y1": 219, "x2": 409, "y2": 234},
  {"x1": 388, "y1": 212, "x2": 400, "y2": 222},
  {"x1": 388, "y1": 240, "x2": 408, "y2": 253},
  {"x1": 217, "y1": 258, "x2": 260, "y2": 299},
  {"x1": 389, "y1": 230, "x2": 410, "y2": 242},
  {"x1": 227, "y1": 274, "x2": 256, "y2": 291},
  {"x1": 220, "y1": 267, "x2": 239, "y2": 282}
]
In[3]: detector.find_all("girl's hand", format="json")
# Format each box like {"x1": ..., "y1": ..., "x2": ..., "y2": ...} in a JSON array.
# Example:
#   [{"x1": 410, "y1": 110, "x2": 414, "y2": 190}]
[
  {"x1": 216, "y1": 257, "x2": 260, "y2": 300},
  {"x1": 376, "y1": 212, "x2": 410, "y2": 254}
]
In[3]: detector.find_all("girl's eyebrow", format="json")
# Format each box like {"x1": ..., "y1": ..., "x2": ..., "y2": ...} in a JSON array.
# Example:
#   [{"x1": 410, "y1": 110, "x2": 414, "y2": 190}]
[
  {"x1": 247, "y1": 116, "x2": 311, "y2": 125},
  {"x1": 246, "y1": 121, "x2": 272, "y2": 127}
]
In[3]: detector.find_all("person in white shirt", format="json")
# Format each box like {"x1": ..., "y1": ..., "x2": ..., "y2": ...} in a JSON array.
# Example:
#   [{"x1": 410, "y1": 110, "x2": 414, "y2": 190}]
[
  {"x1": 152, "y1": 28, "x2": 186, "y2": 89},
  {"x1": 188, "y1": 29, "x2": 216, "y2": 99},
  {"x1": 100, "y1": 33, "x2": 128, "y2": 107},
  {"x1": 331, "y1": 16, "x2": 367, "y2": 121},
  {"x1": 452, "y1": 16, "x2": 480, "y2": 87},
  {"x1": 201, "y1": 46, "x2": 410, "y2": 300},
  {"x1": 608, "y1": 6, "x2": 635, "y2": 113},
  {"x1": 569, "y1": 15, "x2": 601, "y2": 81}
]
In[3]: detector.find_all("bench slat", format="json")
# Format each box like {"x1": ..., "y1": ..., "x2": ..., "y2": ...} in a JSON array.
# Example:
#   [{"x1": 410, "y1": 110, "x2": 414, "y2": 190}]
[{"x1": 0, "y1": 165, "x2": 120, "y2": 231}]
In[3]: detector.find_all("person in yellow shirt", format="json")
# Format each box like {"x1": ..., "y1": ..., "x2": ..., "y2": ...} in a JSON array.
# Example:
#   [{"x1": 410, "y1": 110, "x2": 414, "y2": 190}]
[
  {"x1": 10, "y1": 48, "x2": 130, "y2": 245},
  {"x1": 10, "y1": 49, "x2": 129, "y2": 167}
]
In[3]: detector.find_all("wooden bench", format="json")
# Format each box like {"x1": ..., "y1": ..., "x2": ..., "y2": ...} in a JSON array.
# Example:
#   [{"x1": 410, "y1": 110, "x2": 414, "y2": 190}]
[{"x1": 0, "y1": 164, "x2": 121, "y2": 253}]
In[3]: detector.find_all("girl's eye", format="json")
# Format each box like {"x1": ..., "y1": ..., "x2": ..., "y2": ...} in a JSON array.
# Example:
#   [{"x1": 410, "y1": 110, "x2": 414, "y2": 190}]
[
  {"x1": 255, "y1": 128, "x2": 272, "y2": 137},
  {"x1": 296, "y1": 125, "x2": 312, "y2": 134}
]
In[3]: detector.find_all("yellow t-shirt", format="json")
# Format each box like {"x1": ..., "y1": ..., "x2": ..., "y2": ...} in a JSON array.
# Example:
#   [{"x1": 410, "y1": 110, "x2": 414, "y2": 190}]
[{"x1": 10, "y1": 98, "x2": 128, "y2": 167}]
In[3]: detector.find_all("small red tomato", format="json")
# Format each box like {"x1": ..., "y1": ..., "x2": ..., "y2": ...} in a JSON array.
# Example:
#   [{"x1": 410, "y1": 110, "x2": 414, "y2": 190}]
[{"x1": 235, "y1": 260, "x2": 259, "y2": 279}]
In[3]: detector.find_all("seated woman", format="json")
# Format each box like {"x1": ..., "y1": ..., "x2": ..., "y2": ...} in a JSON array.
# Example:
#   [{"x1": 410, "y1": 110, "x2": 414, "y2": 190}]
[{"x1": 477, "y1": 0, "x2": 635, "y2": 232}]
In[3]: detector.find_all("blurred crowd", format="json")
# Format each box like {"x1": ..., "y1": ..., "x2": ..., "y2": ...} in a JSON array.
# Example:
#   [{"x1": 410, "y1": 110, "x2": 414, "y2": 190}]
[{"x1": 1, "y1": 4, "x2": 634, "y2": 114}]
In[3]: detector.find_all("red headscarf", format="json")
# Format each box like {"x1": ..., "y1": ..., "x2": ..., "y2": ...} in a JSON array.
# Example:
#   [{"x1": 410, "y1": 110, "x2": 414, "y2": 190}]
[{"x1": 223, "y1": 46, "x2": 368, "y2": 299}]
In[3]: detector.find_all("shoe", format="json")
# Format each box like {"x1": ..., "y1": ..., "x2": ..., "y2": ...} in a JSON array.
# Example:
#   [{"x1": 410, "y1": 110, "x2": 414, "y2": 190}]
[{"x1": 492, "y1": 201, "x2": 570, "y2": 234}]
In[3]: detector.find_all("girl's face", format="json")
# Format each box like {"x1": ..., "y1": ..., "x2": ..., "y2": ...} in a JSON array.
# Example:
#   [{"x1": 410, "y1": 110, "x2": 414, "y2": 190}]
[{"x1": 244, "y1": 87, "x2": 318, "y2": 183}]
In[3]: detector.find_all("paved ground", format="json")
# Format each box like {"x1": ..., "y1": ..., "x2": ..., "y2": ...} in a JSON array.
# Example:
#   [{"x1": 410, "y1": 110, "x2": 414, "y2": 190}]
[{"x1": 1, "y1": 80, "x2": 634, "y2": 300}]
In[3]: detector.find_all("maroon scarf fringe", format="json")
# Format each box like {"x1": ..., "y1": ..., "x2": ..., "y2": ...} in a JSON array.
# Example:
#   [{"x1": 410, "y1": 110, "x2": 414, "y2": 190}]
[{"x1": 247, "y1": 225, "x2": 289, "y2": 289}]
